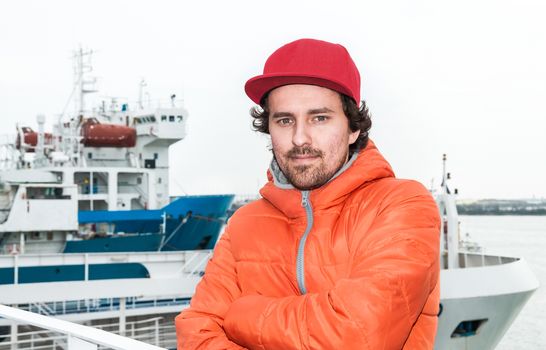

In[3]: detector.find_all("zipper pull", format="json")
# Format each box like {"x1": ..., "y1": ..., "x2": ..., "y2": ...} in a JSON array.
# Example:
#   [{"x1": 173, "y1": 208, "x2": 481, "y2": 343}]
[{"x1": 301, "y1": 191, "x2": 309, "y2": 207}]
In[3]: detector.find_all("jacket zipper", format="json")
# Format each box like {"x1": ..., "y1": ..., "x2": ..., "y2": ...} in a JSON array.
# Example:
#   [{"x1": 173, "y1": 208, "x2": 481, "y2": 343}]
[{"x1": 296, "y1": 190, "x2": 314, "y2": 295}]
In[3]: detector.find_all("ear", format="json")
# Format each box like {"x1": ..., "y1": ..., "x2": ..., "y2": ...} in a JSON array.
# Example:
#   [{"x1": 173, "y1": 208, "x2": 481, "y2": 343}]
[{"x1": 348, "y1": 130, "x2": 360, "y2": 145}]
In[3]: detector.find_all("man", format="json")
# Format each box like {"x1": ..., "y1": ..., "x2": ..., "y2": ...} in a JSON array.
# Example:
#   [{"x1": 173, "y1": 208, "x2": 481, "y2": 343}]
[{"x1": 176, "y1": 38, "x2": 440, "y2": 349}]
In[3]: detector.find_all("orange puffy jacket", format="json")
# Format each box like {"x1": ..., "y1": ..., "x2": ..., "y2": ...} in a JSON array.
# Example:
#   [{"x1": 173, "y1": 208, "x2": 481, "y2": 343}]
[{"x1": 176, "y1": 141, "x2": 440, "y2": 349}]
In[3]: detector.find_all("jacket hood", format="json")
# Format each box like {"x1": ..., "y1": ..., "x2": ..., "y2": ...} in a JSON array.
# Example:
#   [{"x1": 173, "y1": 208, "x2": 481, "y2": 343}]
[{"x1": 259, "y1": 139, "x2": 395, "y2": 218}]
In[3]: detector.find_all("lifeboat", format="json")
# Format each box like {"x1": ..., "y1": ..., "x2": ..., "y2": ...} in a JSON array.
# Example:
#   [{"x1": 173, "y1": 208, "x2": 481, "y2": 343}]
[
  {"x1": 81, "y1": 118, "x2": 136, "y2": 148},
  {"x1": 16, "y1": 127, "x2": 54, "y2": 151}
]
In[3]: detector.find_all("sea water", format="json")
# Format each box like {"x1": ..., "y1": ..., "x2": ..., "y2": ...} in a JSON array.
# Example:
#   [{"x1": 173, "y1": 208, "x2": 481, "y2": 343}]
[{"x1": 458, "y1": 215, "x2": 546, "y2": 350}]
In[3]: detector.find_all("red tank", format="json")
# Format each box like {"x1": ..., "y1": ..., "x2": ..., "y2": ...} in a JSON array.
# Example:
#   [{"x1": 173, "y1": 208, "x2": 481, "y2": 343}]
[
  {"x1": 81, "y1": 118, "x2": 136, "y2": 148},
  {"x1": 16, "y1": 127, "x2": 54, "y2": 151}
]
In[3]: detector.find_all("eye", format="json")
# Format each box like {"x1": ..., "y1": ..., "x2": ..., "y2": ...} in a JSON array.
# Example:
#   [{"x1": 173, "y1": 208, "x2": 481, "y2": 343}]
[
  {"x1": 276, "y1": 118, "x2": 293, "y2": 126},
  {"x1": 313, "y1": 115, "x2": 328, "y2": 122}
]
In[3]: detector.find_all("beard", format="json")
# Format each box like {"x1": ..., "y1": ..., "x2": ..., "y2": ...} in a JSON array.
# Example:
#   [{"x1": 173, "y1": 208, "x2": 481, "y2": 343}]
[{"x1": 275, "y1": 145, "x2": 348, "y2": 190}]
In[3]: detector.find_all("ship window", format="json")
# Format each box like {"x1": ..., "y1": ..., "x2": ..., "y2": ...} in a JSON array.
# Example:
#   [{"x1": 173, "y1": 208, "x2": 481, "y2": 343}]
[
  {"x1": 150, "y1": 116, "x2": 156, "y2": 122},
  {"x1": 30, "y1": 232, "x2": 41, "y2": 240},
  {"x1": 47, "y1": 232, "x2": 53, "y2": 240},
  {"x1": 88, "y1": 152, "x2": 92, "y2": 159},
  {"x1": 144, "y1": 159, "x2": 156, "y2": 169},
  {"x1": 27, "y1": 187, "x2": 61, "y2": 199},
  {"x1": 451, "y1": 319, "x2": 488, "y2": 338},
  {"x1": 134, "y1": 117, "x2": 141, "y2": 124},
  {"x1": 158, "y1": 177, "x2": 162, "y2": 184},
  {"x1": 137, "y1": 177, "x2": 142, "y2": 185},
  {"x1": 169, "y1": 115, "x2": 175, "y2": 122},
  {"x1": 154, "y1": 153, "x2": 158, "y2": 160},
  {"x1": 161, "y1": 115, "x2": 167, "y2": 121},
  {"x1": 177, "y1": 115, "x2": 183, "y2": 122}
]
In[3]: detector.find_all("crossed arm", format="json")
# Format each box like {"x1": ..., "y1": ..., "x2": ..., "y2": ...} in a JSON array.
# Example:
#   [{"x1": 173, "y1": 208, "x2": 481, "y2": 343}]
[{"x1": 175, "y1": 189, "x2": 440, "y2": 350}]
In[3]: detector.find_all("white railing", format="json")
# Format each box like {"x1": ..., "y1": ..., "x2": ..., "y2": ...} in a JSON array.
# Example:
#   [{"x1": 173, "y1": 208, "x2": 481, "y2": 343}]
[
  {"x1": 19, "y1": 296, "x2": 190, "y2": 317},
  {"x1": 0, "y1": 316, "x2": 177, "y2": 350},
  {"x1": 0, "y1": 304, "x2": 167, "y2": 350}
]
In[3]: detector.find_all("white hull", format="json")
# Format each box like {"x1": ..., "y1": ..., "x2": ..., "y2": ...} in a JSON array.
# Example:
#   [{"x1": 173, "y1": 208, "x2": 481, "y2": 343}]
[{"x1": 435, "y1": 254, "x2": 539, "y2": 349}]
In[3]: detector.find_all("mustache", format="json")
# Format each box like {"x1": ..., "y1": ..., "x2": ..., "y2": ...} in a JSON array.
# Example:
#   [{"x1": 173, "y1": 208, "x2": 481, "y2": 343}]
[{"x1": 286, "y1": 146, "x2": 323, "y2": 158}]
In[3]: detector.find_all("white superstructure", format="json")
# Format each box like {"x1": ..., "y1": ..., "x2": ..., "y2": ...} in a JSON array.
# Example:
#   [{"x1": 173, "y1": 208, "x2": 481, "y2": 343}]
[{"x1": 0, "y1": 48, "x2": 189, "y2": 254}]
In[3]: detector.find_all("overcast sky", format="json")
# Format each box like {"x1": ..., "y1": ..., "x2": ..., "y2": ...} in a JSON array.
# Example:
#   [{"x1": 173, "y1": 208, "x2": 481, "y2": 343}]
[{"x1": 1, "y1": 0, "x2": 545, "y2": 199}]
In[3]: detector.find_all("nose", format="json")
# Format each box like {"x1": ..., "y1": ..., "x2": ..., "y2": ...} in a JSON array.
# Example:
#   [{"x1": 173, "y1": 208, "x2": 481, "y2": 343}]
[{"x1": 292, "y1": 122, "x2": 311, "y2": 147}]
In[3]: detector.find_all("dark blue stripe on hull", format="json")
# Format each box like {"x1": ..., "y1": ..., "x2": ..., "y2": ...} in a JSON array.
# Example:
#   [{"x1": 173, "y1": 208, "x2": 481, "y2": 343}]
[
  {"x1": 0, "y1": 263, "x2": 149, "y2": 285},
  {"x1": 64, "y1": 234, "x2": 162, "y2": 253}
]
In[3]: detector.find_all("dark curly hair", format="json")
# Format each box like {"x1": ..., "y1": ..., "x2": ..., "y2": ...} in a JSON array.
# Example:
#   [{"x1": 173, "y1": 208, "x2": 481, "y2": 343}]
[{"x1": 250, "y1": 92, "x2": 372, "y2": 155}]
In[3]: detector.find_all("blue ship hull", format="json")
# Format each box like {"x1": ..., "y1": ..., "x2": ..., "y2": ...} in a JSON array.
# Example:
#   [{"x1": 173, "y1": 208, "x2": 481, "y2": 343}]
[
  {"x1": 66, "y1": 194, "x2": 234, "y2": 253},
  {"x1": 0, "y1": 195, "x2": 234, "y2": 285}
]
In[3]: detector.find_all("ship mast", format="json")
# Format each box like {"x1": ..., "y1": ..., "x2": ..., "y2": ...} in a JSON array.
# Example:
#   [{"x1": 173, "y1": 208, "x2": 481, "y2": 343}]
[
  {"x1": 74, "y1": 48, "x2": 98, "y2": 116},
  {"x1": 65, "y1": 48, "x2": 98, "y2": 166},
  {"x1": 437, "y1": 154, "x2": 460, "y2": 269}
]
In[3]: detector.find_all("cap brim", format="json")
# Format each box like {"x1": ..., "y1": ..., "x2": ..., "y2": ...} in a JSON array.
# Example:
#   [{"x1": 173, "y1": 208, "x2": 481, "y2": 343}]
[{"x1": 245, "y1": 73, "x2": 355, "y2": 105}]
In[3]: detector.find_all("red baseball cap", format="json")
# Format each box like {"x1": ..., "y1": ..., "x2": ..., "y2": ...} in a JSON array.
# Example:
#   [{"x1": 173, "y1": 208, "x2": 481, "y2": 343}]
[{"x1": 245, "y1": 38, "x2": 361, "y2": 105}]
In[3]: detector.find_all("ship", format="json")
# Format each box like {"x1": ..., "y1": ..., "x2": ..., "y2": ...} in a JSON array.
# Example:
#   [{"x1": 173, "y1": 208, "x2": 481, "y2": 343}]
[
  {"x1": 0, "y1": 49, "x2": 234, "y2": 349},
  {"x1": 434, "y1": 154, "x2": 539, "y2": 349}
]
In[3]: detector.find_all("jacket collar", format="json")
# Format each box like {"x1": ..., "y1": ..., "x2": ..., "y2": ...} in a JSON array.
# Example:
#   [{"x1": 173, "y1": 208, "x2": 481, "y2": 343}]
[{"x1": 259, "y1": 140, "x2": 395, "y2": 219}]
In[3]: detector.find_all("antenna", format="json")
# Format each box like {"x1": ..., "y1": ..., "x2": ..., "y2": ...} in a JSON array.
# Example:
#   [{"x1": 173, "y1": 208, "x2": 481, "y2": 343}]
[
  {"x1": 441, "y1": 154, "x2": 446, "y2": 189},
  {"x1": 138, "y1": 79, "x2": 147, "y2": 109},
  {"x1": 441, "y1": 154, "x2": 452, "y2": 195}
]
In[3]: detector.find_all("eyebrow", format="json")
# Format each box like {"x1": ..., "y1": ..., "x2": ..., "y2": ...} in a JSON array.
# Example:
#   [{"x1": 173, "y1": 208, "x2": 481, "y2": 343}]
[
  {"x1": 308, "y1": 107, "x2": 334, "y2": 114},
  {"x1": 271, "y1": 107, "x2": 334, "y2": 119},
  {"x1": 271, "y1": 111, "x2": 294, "y2": 119}
]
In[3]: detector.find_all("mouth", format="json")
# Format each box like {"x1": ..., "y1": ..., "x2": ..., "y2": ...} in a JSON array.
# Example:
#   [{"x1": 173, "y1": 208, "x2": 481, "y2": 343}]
[
  {"x1": 284, "y1": 147, "x2": 323, "y2": 164},
  {"x1": 289, "y1": 155, "x2": 320, "y2": 163}
]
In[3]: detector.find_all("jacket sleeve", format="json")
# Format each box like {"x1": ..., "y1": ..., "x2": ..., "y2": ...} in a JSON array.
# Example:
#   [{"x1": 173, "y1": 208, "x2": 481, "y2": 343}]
[
  {"x1": 223, "y1": 182, "x2": 440, "y2": 350},
  {"x1": 175, "y1": 226, "x2": 246, "y2": 349}
]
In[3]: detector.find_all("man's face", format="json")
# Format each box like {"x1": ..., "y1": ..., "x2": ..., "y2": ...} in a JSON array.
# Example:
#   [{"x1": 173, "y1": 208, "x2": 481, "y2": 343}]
[{"x1": 268, "y1": 84, "x2": 360, "y2": 190}]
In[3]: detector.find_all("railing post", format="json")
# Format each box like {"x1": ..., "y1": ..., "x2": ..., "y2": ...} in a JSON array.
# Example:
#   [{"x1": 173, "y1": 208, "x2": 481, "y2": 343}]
[
  {"x1": 10, "y1": 321, "x2": 17, "y2": 350},
  {"x1": 119, "y1": 297, "x2": 126, "y2": 336},
  {"x1": 13, "y1": 254, "x2": 18, "y2": 284},
  {"x1": 154, "y1": 319, "x2": 159, "y2": 346},
  {"x1": 84, "y1": 253, "x2": 89, "y2": 281}
]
